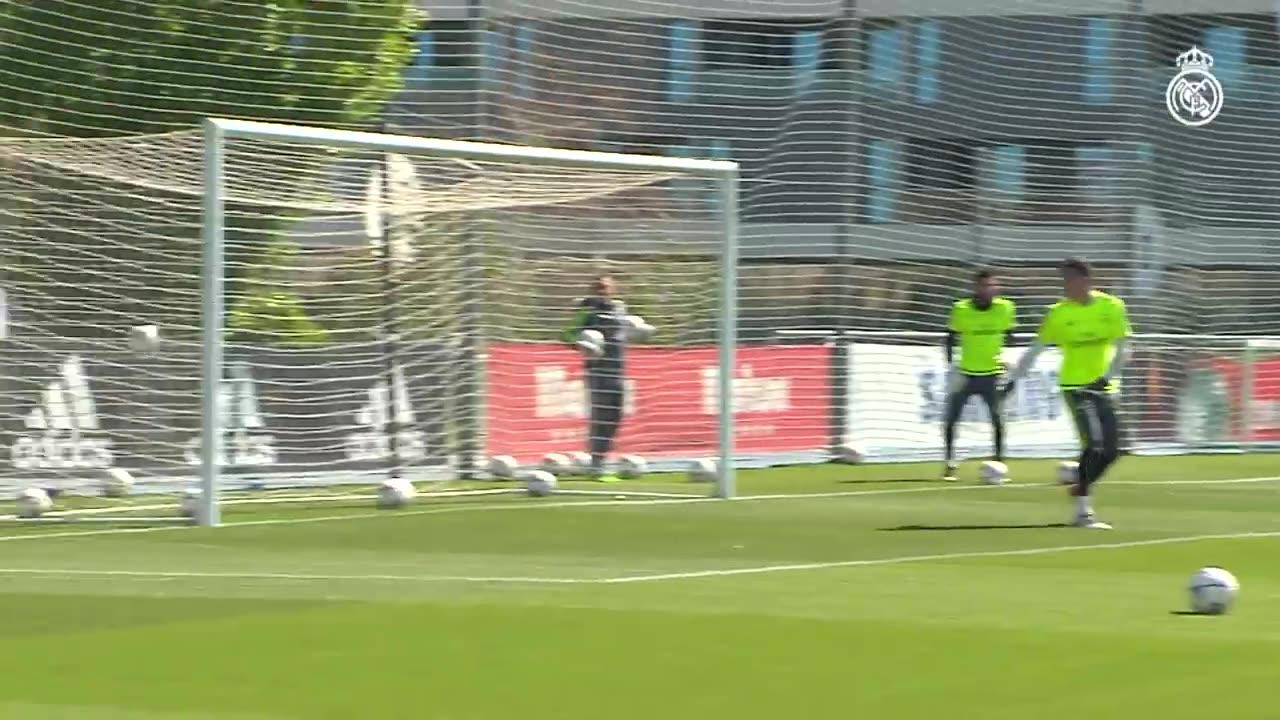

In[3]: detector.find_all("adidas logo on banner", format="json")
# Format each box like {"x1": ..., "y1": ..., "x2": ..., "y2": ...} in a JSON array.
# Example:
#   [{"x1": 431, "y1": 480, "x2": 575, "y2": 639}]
[
  {"x1": 183, "y1": 362, "x2": 276, "y2": 467},
  {"x1": 345, "y1": 365, "x2": 425, "y2": 462},
  {"x1": 10, "y1": 355, "x2": 114, "y2": 470}
]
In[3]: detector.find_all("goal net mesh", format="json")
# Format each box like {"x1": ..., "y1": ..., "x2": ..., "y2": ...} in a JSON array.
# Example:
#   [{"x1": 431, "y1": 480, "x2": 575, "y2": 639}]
[{"x1": 0, "y1": 129, "x2": 735, "y2": 520}]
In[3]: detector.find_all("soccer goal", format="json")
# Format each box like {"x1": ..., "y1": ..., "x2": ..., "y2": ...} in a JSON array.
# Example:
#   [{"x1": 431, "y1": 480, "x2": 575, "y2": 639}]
[{"x1": 0, "y1": 119, "x2": 741, "y2": 526}]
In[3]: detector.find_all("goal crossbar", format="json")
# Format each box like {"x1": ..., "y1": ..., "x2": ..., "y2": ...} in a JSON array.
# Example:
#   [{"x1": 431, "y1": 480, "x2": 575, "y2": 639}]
[{"x1": 199, "y1": 118, "x2": 742, "y2": 526}]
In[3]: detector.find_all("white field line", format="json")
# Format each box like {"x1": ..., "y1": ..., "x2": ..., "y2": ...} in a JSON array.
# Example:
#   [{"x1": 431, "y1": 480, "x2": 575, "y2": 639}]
[
  {"x1": 0, "y1": 530, "x2": 1277, "y2": 586},
  {"x1": 0, "y1": 474, "x2": 1276, "y2": 547}
]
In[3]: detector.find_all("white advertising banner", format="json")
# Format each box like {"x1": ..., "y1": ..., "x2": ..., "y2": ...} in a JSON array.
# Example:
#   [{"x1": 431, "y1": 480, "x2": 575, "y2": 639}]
[{"x1": 846, "y1": 343, "x2": 1079, "y2": 461}]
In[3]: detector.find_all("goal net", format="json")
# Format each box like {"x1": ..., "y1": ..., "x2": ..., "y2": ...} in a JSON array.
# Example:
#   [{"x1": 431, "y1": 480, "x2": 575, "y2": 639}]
[{"x1": 0, "y1": 120, "x2": 742, "y2": 525}]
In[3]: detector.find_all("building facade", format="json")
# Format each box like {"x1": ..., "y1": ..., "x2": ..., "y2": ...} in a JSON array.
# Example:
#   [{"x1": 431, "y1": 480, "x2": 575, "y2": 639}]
[{"x1": 354, "y1": 0, "x2": 1280, "y2": 333}]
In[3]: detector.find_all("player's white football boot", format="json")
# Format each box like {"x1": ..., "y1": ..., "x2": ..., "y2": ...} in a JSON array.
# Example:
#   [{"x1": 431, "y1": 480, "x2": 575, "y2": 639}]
[
  {"x1": 1072, "y1": 513, "x2": 1112, "y2": 530},
  {"x1": 941, "y1": 463, "x2": 958, "y2": 482}
]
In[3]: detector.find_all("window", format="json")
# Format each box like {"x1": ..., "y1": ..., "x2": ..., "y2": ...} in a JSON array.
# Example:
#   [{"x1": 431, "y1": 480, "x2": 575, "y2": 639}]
[
  {"x1": 515, "y1": 24, "x2": 535, "y2": 97},
  {"x1": 1076, "y1": 145, "x2": 1114, "y2": 202},
  {"x1": 481, "y1": 30, "x2": 504, "y2": 80},
  {"x1": 914, "y1": 20, "x2": 942, "y2": 104},
  {"x1": 1026, "y1": 143, "x2": 1077, "y2": 193},
  {"x1": 867, "y1": 140, "x2": 902, "y2": 223},
  {"x1": 411, "y1": 31, "x2": 435, "y2": 79},
  {"x1": 1082, "y1": 17, "x2": 1115, "y2": 104},
  {"x1": 668, "y1": 21, "x2": 700, "y2": 103},
  {"x1": 983, "y1": 145, "x2": 1026, "y2": 198},
  {"x1": 793, "y1": 29, "x2": 822, "y2": 92},
  {"x1": 1204, "y1": 26, "x2": 1246, "y2": 84},
  {"x1": 704, "y1": 20, "x2": 794, "y2": 68},
  {"x1": 904, "y1": 139, "x2": 976, "y2": 190},
  {"x1": 868, "y1": 26, "x2": 904, "y2": 95}
]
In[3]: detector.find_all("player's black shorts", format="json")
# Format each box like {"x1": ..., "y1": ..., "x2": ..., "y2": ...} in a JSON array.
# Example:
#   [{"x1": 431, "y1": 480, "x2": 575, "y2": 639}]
[
  {"x1": 1063, "y1": 388, "x2": 1121, "y2": 454},
  {"x1": 951, "y1": 374, "x2": 999, "y2": 402}
]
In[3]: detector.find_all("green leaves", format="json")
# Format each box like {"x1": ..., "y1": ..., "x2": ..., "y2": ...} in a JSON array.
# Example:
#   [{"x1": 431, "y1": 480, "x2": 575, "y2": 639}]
[{"x1": 0, "y1": 0, "x2": 419, "y2": 136}]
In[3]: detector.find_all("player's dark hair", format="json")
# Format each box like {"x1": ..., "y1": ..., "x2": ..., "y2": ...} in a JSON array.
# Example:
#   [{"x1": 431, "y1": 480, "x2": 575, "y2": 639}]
[
  {"x1": 1060, "y1": 258, "x2": 1091, "y2": 278},
  {"x1": 973, "y1": 269, "x2": 994, "y2": 282}
]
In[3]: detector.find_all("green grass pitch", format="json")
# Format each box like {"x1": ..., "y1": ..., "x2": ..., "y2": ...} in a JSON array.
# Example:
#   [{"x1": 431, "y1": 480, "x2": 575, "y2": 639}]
[{"x1": 1, "y1": 454, "x2": 1279, "y2": 719}]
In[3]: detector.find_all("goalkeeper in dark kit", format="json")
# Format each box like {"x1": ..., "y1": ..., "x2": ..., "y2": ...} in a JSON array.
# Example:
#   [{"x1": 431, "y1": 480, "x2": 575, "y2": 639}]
[{"x1": 561, "y1": 273, "x2": 653, "y2": 482}]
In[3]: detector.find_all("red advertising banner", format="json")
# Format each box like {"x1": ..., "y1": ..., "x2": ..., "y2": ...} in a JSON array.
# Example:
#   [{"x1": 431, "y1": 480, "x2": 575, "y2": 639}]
[
  {"x1": 1211, "y1": 357, "x2": 1280, "y2": 441},
  {"x1": 485, "y1": 344, "x2": 832, "y2": 459}
]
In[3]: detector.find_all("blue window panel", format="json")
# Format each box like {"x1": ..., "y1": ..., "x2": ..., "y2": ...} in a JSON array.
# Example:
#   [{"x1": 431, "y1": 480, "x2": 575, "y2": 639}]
[
  {"x1": 481, "y1": 30, "x2": 504, "y2": 83},
  {"x1": 709, "y1": 139, "x2": 730, "y2": 159},
  {"x1": 408, "y1": 31, "x2": 434, "y2": 82},
  {"x1": 1082, "y1": 17, "x2": 1115, "y2": 104},
  {"x1": 869, "y1": 28, "x2": 904, "y2": 95},
  {"x1": 793, "y1": 30, "x2": 822, "y2": 93},
  {"x1": 1136, "y1": 142, "x2": 1154, "y2": 165},
  {"x1": 515, "y1": 24, "x2": 535, "y2": 97},
  {"x1": 1077, "y1": 145, "x2": 1114, "y2": 199},
  {"x1": 990, "y1": 145, "x2": 1026, "y2": 197},
  {"x1": 867, "y1": 140, "x2": 901, "y2": 222},
  {"x1": 667, "y1": 21, "x2": 699, "y2": 103},
  {"x1": 914, "y1": 21, "x2": 942, "y2": 104},
  {"x1": 1204, "y1": 26, "x2": 1245, "y2": 86}
]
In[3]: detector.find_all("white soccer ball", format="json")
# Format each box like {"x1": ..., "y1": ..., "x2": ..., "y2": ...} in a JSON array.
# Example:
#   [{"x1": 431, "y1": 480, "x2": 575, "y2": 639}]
[
  {"x1": 618, "y1": 454, "x2": 647, "y2": 479},
  {"x1": 129, "y1": 324, "x2": 161, "y2": 354},
  {"x1": 15, "y1": 487, "x2": 52, "y2": 519},
  {"x1": 487, "y1": 455, "x2": 519, "y2": 480},
  {"x1": 1189, "y1": 566, "x2": 1239, "y2": 615},
  {"x1": 688, "y1": 458, "x2": 718, "y2": 483},
  {"x1": 101, "y1": 467, "x2": 134, "y2": 498},
  {"x1": 624, "y1": 315, "x2": 655, "y2": 342},
  {"x1": 1057, "y1": 461, "x2": 1079, "y2": 485},
  {"x1": 525, "y1": 470, "x2": 558, "y2": 497},
  {"x1": 576, "y1": 329, "x2": 605, "y2": 357},
  {"x1": 179, "y1": 488, "x2": 202, "y2": 518},
  {"x1": 541, "y1": 452, "x2": 572, "y2": 475},
  {"x1": 567, "y1": 451, "x2": 593, "y2": 477},
  {"x1": 377, "y1": 478, "x2": 417, "y2": 509},
  {"x1": 979, "y1": 461, "x2": 1009, "y2": 486},
  {"x1": 834, "y1": 443, "x2": 867, "y2": 464}
]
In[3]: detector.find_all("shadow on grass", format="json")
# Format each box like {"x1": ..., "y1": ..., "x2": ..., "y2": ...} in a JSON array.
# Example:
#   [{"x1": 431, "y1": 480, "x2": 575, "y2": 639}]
[
  {"x1": 838, "y1": 477, "x2": 937, "y2": 485},
  {"x1": 1169, "y1": 610, "x2": 1217, "y2": 617},
  {"x1": 881, "y1": 522, "x2": 1070, "y2": 531}
]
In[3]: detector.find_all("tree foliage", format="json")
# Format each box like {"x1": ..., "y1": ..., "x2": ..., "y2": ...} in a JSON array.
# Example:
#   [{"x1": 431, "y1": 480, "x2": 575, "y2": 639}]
[
  {"x1": 0, "y1": 0, "x2": 420, "y2": 136},
  {"x1": 0, "y1": 0, "x2": 420, "y2": 340}
]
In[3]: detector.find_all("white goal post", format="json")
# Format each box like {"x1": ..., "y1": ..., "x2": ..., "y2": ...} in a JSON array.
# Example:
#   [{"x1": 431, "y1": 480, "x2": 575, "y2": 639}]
[{"x1": 198, "y1": 118, "x2": 742, "y2": 526}]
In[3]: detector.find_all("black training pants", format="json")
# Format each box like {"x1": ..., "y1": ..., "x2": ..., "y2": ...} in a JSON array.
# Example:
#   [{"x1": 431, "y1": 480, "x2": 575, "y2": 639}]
[
  {"x1": 587, "y1": 371, "x2": 625, "y2": 470},
  {"x1": 944, "y1": 373, "x2": 1004, "y2": 462},
  {"x1": 1063, "y1": 388, "x2": 1122, "y2": 495}
]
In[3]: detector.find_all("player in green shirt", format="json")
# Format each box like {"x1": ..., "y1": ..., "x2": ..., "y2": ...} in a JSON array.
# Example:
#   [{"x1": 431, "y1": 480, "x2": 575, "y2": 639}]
[
  {"x1": 1003, "y1": 258, "x2": 1131, "y2": 530},
  {"x1": 942, "y1": 269, "x2": 1016, "y2": 482}
]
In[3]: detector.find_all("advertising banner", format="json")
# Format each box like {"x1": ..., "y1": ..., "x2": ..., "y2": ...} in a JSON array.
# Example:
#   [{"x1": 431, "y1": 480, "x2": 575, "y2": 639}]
[
  {"x1": 484, "y1": 343, "x2": 832, "y2": 459},
  {"x1": 0, "y1": 339, "x2": 454, "y2": 489},
  {"x1": 845, "y1": 343, "x2": 1077, "y2": 460}
]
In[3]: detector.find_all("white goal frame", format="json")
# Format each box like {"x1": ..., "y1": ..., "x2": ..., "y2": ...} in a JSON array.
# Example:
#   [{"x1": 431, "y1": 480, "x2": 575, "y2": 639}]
[{"x1": 199, "y1": 117, "x2": 741, "y2": 526}]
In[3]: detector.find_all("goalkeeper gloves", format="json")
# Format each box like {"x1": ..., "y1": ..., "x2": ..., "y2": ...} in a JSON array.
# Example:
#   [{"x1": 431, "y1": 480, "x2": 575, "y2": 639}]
[{"x1": 1079, "y1": 377, "x2": 1110, "y2": 394}]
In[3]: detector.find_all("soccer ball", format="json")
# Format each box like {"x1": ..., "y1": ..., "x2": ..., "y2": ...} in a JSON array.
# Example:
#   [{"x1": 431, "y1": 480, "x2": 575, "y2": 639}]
[
  {"x1": 541, "y1": 452, "x2": 571, "y2": 475},
  {"x1": 834, "y1": 443, "x2": 867, "y2": 464},
  {"x1": 688, "y1": 458, "x2": 718, "y2": 483},
  {"x1": 525, "y1": 470, "x2": 558, "y2": 497},
  {"x1": 179, "y1": 488, "x2": 202, "y2": 518},
  {"x1": 979, "y1": 461, "x2": 1008, "y2": 485},
  {"x1": 618, "y1": 454, "x2": 647, "y2": 479},
  {"x1": 567, "y1": 451, "x2": 593, "y2": 477},
  {"x1": 1189, "y1": 566, "x2": 1239, "y2": 615},
  {"x1": 487, "y1": 455, "x2": 519, "y2": 480},
  {"x1": 128, "y1": 324, "x2": 161, "y2": 354},
  {"x1": 101, "y1": 467, "x2": 134, "y2": 498},
  {"x1": 576, "y1": 329, "x2": 604, "y2": 357},
  {"x1": 377, "y1": 478, "x2": 416, "y2": 509},
  {"x1": 1057, "y1": 461, "x2": 1079, "y2": 485},
  {"x1": 15, "y1": 487, "x2": 52, "y2": 519},
  {"x1": 624, "y1": 315, "x2": 655, "y2": 342}
]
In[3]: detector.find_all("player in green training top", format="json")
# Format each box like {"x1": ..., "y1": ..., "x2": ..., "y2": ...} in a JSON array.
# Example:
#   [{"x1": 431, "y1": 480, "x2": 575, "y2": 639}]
[
  {"x1": 1003, "y1": 258, "x2": 1131, "y2": 530},
  {"x1": 942, "y1": 269, "x2": 1016, "y2": 482}
]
